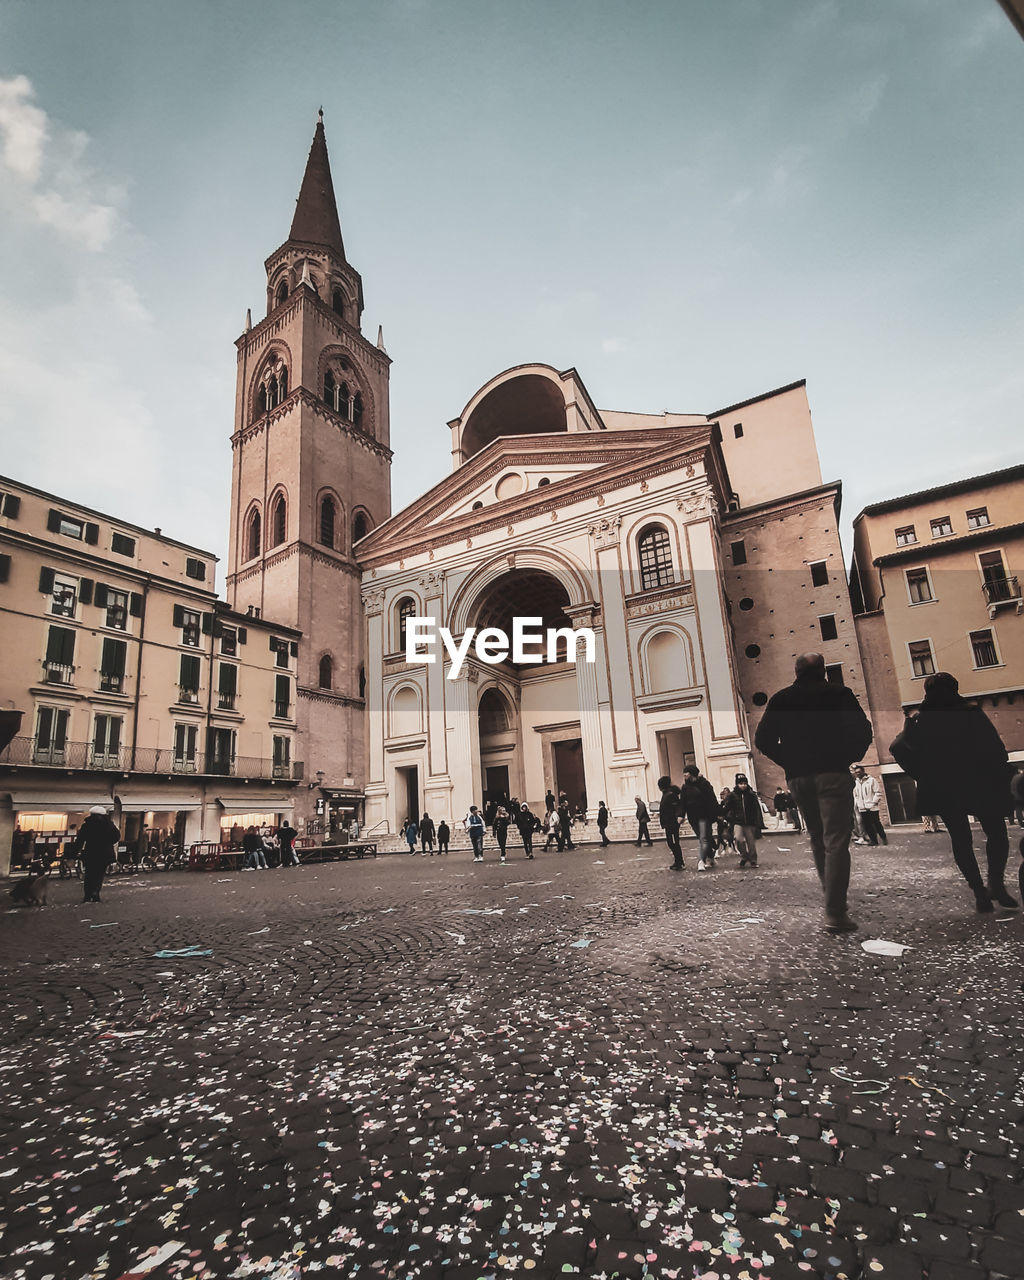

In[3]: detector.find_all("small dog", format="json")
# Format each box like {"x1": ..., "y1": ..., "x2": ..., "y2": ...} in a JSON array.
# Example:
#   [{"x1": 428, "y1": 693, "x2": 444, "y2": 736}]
[{"x1": 8, "y1": 873, "x2": 48, "y2": 907}]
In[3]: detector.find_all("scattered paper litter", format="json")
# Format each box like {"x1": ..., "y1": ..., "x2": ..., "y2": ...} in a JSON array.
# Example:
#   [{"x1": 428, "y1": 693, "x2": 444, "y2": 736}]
[
  {"x1": 152, "y1": 946, "x2": 212, "y2": 959},
  {"x1": 115, "y1": 1239, "x2": 186, "y2": 1278},
  {"x1": 569, "y1": 939, "x2": 592, "y2": 948},
  {"x1": 861, "y1": 939, "x2": 911, "y2": 957}
]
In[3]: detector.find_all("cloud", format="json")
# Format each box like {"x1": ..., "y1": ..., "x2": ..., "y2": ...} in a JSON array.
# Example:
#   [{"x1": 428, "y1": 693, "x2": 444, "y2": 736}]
[{"x1": 0, "y1": 73, "x2": 119, "y2": 250}]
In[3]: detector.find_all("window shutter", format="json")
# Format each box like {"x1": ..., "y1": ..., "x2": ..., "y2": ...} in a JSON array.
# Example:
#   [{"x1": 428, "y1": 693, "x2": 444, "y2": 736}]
[
  {"x1": 202, "y1": 612, "x2": 214, "y2": 635},
  {"x1": 47, "y1": 509, "x2": 61, "y2": 533},
  {"x1": 84, "y1": 522, "x2": 100, "y2": 545},
  {"x1": 79, "y1": 578, "x2": 94, "y2": 606},
  {"x1": 219, "y1": 663, "x2": 237, "y2": 694},
  {"x1": 129, "y1": 592, "x2": 143, "y2": 617},
  {"x1": 39, "y1": 566, "x2": 55, "y2": 593},
  {"x1": 94, "y1": 583, "x2": 108, "y2": 609},
  {"x1": 173, "y1": 603, "x2": 185, "y2": 628},
  {"x1": 0, "y1": 554, "x2": 9, "y2": 584},
  {"x1": 289, "y1": 641, "x2": 298, "y2": 657},
  {"x1": 270, "y1": 636, "x2": 277, "y2": 652},
  {"x1": 47, "y1": 626, "x2": 75, "y2": 665},
  {"x1": 237, "y1": 627, "x2": 247, "y2": 645},
  {"x1": 2, "y1": 494, "x2": 20, "y2": 518},
  {"x1": 180, "y1": 653, "x2": 200, "y2": 689},
  {"x1": 102, "y1": 638, "x2": 126, "y2": 677},
  {"x1": 275, "y1": 674, "x2": 289, "y2": 704}
]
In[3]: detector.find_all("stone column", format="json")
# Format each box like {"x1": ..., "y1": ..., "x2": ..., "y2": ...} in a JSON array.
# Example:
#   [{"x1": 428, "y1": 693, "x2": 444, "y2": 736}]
[
  {"x1": 361, "y1": 585, "x2": 388, "y2": 830},
  {"x1": 446, "y1": 660, "x2": 481, "y2": 822},
  {"x1": 566, "y1": 603, "x2": 607, "y2": 815},
  {"x1": 588, "y1": 515, "x2": 639, "y2": 754},
  {"x1": 419, "y1": 571, "x2": 453, "y2": 818}
]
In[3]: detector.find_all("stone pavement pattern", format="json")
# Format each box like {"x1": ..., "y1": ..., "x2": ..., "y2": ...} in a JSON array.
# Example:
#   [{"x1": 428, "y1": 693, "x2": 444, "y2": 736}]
[{"x1": 1, "y1": 832, "x2": 1023, "y2": 1280}]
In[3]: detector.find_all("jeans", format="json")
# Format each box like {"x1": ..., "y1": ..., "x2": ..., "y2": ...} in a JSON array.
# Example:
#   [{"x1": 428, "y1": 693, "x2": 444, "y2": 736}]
[
  {"x1": 598, "y1": 826, "x2": 609, "y2": 846},
  {"x1": 469, "y1": 829, "x2": 484, "y2": 858},
  {"x1": 737, "y1": 825, "x2": 759, "y2": 863},
  {"x1": 789, "y1": 771, "x2": 855, "y2": 918},
  {"x1": 938, "y1": 809, "x2": 1008, "y2": 894},
  {"x1": 692, "y1": 818, "x2": 714, "y2": 864},
  {"x1": 244, "y1": 848, "x2": 267, "y2": 869},
  {"x1": 636, "y1": 820, "x2": 652, "y2": 846},
  {"x1": 858, "y1": 810, "x2": 887, "y2": 845},
  {"x1": 663, "y1": 823, "x2": 683, "y2": 867}
]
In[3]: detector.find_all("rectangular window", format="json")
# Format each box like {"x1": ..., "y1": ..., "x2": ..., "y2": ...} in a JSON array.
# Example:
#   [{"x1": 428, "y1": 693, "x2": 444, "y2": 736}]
[
  {"x1": 818, "y1": 614, "x2": 838, "y2": 642},
  {"x1": 270, "y1": 637, "x2": 291, "y2": 668},
  {"x1": 1, "y1": 492, "x2": 21, "y2": 518},
  {"x1": 909, "y1": 639, "x2": 936, "y2": 678},
  {"x1": 178, "y1": 653, "x2": 201, "y2": 702},
  {"x1": 206, "y1": 727, "x2": 235, "y2": 775},
  {"x1": 905, "y1": 567, "x2": 933, "y2": 604},
  {"x1": 930, "y1": 515, "x2": 953, "y2": 538},
  {"x1": 966, "y1": 507, "x2": 990, "y2": 530},
  {"x1": 825, "y1": 664, "x2": 845, "y2": 686},
  {"x1": 44, "y1": 625, "x2": 75, "y2": 684},
  {"x1": 733, "y1": 422, "x2": 743, "y2": 438},
  {"x1": 979, "y1": 549, "x2": 1013, "y2": 604},
  {"x1": 48, "y1": 508, "x2": 84, "y2": 539},
  {"x1": 0, "y1": 553, "x2": 10, "y2": 583},
  {"x1": 35, "y1": 706, "x2": 70, "y2": 764},
  {"x1": 895, "y1": 525, "x2": 917, "y2": 546},
  {"x1": 185, "y1": 557, "x2": 206, "y2": 581},
  {"x1": 730, "y1": 540, "x2": 747, "y2": 566},
  {"x1": 50, "y1": 572, "x2": 79, "y2": 617},
  {"x1": 173, "y1": 723, "x2": 198, "y2": 771},
  {"x1": 92, "y1": 714, "x2": 123, "y2": 766},
  {"x1": 181, "y1": 608, "x2": 201, "y2": 648},
  {"x1": 970, "y1": 629, "x2": 999, "y2": 669},
  {"x1": 111, "y1": 531, "x2": 136, "y2": 556},
  {"x1": 273, "y1": 735, "x2": 291, "y2": 778},
  {"x1": 638, "y1": 528, "x2": 675, "y2": 592},
  {"x1": 275, "y1": 673, "x2": 291, "y2": 719},
  {"x1": 104, "y1": 588, "x2": 129, "y2": 630},
  {"x1": 218, "y1": 662, "x2": 237, "y2": 710},
  {"x1": 220, "y1": 626, "x2": 238, "y2": 657},
  {"x1": 100, "y1": 637, "x2": 127, "y2": 693},
  {"x1": 809, "y1": 560, "x2": 829, "y2": 587}
]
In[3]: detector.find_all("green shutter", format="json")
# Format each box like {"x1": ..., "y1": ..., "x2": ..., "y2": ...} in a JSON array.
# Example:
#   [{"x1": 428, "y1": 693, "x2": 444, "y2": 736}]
[
  {"x1": 202, "y1": 612, "x2": 214, "y2": 634},
  {"x1": 129, "y1": 592, "x2": 143, "y2": 617},
  {"x1": 93, "y1": 583, "x2": 108, "y2": 608},
  {"x1": 46, "y1": 509, "x2": 61, "y2": 533},
  {"x1": 219, "y1": 663, "x2": 237, "y2": 694},
  {"x1": 180, "y1": 653, "x2": 200, "y2": 690},
  {"x1": 3, "y1": 494, "x2": 20, "y2": 518},
  {"x1": 39, "y1": 566, "x2": 55, "y2": 593},
  {"x1": 173, "y1": 603, "x2": 185, "y2": 628},
  {"x1": 0, "y1": 554, "x2": 9, "y2": 584},
  {"x1": 102, "y1": 638, "x2": 126, "y2": 677},
  {"x1": 79, "y1": 578, "x2": 94, "y2": 606},
  {"x1": 47, "y1": 626, "x2": 75, "y2": 665},
  {"x1": 84, "y1": 522, "x2": 99, "y2": 545},
  {"x1": 237, "y1": 627, "x2": 247, "y2": 645}
]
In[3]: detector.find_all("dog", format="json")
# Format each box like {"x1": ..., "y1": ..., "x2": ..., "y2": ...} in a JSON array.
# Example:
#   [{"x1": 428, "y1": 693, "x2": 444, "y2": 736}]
[{"x1": 8, "y1": 873, "x2": 48, "y2": 907}]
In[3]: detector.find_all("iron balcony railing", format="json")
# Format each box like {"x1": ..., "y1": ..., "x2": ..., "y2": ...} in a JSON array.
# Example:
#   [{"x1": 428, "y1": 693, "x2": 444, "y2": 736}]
[
  {"x1": 982, "y1": 575, "x2": 1021, "y2": 606},
  {"x1": 0, "y1": 736, "x2": 298, "y2": 780}
]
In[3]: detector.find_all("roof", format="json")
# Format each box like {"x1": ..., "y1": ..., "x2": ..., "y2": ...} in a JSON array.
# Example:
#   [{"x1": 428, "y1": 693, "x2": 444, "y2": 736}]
[
  {"x1": 708, "y1": 379, "x2": 807, "y2": 419},
  {"x1": 873, "y1": 519, "x2": 1024, "y2": 567},
  {"x1": 855, "y1": 463, "x2": 1024, "y2": 520},
  {"x1": 288, "y1": 113, "x2": 345, "y2": 259}
]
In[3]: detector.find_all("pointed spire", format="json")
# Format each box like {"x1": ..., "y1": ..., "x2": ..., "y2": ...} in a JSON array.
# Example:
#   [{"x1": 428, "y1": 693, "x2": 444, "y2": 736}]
[
  {"x1": 244, "y1": 307, "x2": 252, "y2": 333},
  {"x1": 300, "y1": 261, "x2": 312, "y2": 287},
  {"x1": 289, "y1": 112, "x2": 346, "y2": 260},
  {"x1": 376, "y1": 324, "x2": 386, "y2": 353}
]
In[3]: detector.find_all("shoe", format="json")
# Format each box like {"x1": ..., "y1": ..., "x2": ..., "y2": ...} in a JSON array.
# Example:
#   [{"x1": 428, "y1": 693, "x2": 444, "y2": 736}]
[
  {"x1": 853, "y1": 838, "x2": 867, "y2": 845},
  {"x1": 750, "y1": 860, "x2": 758, "y2": 868},
  {"x1": 988, "y1": 884, "x2": 1018, "y2": 909},
  {"x1": 670, "y1": 862, "x2": 683, "y2": 871},
  {"x1": 474, "y1": 856, "x2": 483, "y2": 863},
  {"x1": 823, "y1": 914, "x2": 858, "y2": 933},
  {"x1": 975, "y1": 890, "x2": 994, "y2": 913},
  {"x1": 500, "y1": 856, "x2": 506, "y2": 863},
  {"x1": 739, "y1": 858, "x2": 748, "y2": 868},
  {"x1": 697, "y1": 861, "x2": 708, "y2": 872}
]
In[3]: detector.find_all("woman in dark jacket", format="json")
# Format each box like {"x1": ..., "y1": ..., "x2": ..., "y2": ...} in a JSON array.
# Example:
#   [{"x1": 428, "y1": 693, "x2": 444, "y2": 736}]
[
  {"x1": 891, "y1": 672, "x2": 1016, "y2": 912},
  {"x1": 72, "y1": 806, "x2": 121, "y2": 903}
]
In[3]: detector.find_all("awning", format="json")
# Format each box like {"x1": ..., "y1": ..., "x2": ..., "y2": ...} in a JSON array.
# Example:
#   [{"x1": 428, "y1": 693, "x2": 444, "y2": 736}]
[
  {"x1": 216, "y1": 796, "x2": 295, "y2": 815},
  {"x1": 114, "y1": 795, "x2": 203, "y2": 813},
  {"x1": 4, "y1": 791, "x2": 113, "y2": 812}
]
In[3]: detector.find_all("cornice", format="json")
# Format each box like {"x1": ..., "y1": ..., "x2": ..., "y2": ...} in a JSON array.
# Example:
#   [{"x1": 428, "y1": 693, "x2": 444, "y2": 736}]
[
  {"x1": 722, "y1": 493, "x2": 834, "y2": 535},
  {"x1": 297, "y1": 685, "x2": 364, "y2": 708},
  {"x1": 233, "y1": 389, "x2": 392, "y2": 462}
]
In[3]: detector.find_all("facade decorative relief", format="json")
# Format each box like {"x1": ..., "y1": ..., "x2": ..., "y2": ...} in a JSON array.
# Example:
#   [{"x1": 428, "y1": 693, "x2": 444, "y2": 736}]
[
  {"x1": 676, "y1": 488, "x2": 718, "y2": 523},
  {"x1": 625, "y1": 586, "x2": 695, "y2": 618},
  {"x1": 418, "y1": 570, "x2": 445, "y2": 596},
  {"x1": 362, "y1": 587, "x2": 386, "y2": 616},
  {"x1": 587, "y1": 514, "x2": 622, "y2": 549}
]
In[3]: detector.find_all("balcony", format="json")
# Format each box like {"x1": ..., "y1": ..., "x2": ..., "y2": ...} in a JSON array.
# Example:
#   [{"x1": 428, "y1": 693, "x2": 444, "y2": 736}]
[
  {"x1": 983, "y1": 576, "x2": 1022, "y2": 618},
  {"x1": 43, "y1": 662, "x2": 75, "y2": 686},
  {"x1": 217, "y1": 692, "x2": 237, "y2": 711},
  {"x1": 177, "y1": 685, "x2": 201, "y2": 704},
  {"x1": 100, "y1": 673, "x2": 125, "y2": 694},
  {"x1": 0, "y1": 737, "x2": 298, "y2": 780}
]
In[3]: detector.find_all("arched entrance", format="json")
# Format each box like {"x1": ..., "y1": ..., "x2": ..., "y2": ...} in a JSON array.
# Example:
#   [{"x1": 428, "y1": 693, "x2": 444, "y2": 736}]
[{"x1": 467, "y1": 568, "x2": 587, "y2": 813}]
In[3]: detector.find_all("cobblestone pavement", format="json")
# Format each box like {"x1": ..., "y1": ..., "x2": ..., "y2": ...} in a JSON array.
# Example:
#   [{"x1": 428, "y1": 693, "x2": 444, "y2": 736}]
[{"x1": 2, "y1": 829, "x2": 1023, "y2": 1280}]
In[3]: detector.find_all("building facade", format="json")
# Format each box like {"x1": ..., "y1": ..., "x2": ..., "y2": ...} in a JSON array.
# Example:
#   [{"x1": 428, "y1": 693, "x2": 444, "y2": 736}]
[
  {"x1": 851, "y1": 465, "x2": 1024, "y2": 821},
  {"x1": 0, "y1": 476, "x2": 302, "y2": 874}
]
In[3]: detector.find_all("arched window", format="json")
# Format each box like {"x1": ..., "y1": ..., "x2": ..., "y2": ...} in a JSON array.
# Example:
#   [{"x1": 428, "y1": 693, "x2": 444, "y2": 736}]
[
  {"x1": 247, "y1": 510, "x2": 261, "y2": 561},
  {"x1": 396, "y1": 597, "x2": 416, "y2": 651},
  {"x1": 278, "y1": 366, "x2": 287, "y2": 398},
  {"x1": 478, "y1": 688, "x2": 510, "y2": 735},
  {"x1": 318, "y1": 655, "x2": 333, "y2": 689},
  {"x1": 271, "y1": 495, "x2": 286, "y2": 547},
  {"x1": 319, "y1": 496, "x2": 336, "y2": 548},
  {"x1": 638, "y1": 526, "x2": 675, "y2": 591},
  {"x1": 276, "y1": 281, "x2": 288, "y2": 306},
  {"x1": 323, "y1": 369, "x2": 335, "y2": 406},
  {"x1": 339, "y1": 382, "x2": 351, "y2": 420},
  {"x1": 391, "y1": 685, "x2": 421, "y2": 736},
  {"x1": 646, "y1": 630, "x2": 687, "y2": 693},
  {"x1": 352, "y1": 392, "x2": 364, "y2": 428},
  {"x1": 332, "y1": 289, "x2": 345, "y2": 317},
  {"x1": 352, "y1": 511, "x2": 370, "y2": 544},
  {"x1": 257, "y1": 385, "x2": 268, "y2": 415}
]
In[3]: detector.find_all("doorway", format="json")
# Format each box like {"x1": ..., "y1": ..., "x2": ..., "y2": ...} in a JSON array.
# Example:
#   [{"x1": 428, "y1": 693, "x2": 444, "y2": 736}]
[
  {"x1": 484, "y1": 765, "x2": 510, "y2": 806},
  {"x1": 656, "y1": 727, "x2": 696, "y2": 783},
  {"x1": 396, "y1": 765, "x2": 419, "y2": 825},
  {"x1": 552, "y1": 738, "x2": 585, "y2": 810}
]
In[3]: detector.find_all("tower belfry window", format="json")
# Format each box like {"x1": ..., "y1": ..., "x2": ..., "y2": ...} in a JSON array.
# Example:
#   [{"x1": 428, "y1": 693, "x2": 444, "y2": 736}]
[
  {"x1": 319, "y1": 496, "x2": 336, "y2": 548},
  {"x1": 276, "y1": 281, "x2": 288, "y2": 306},
  {"x1": 247, "y1": 510, "x2": 261, "y2": 561},
  {"x1": 353, "y1": 392, "x2": 363, "y2": 428},
  {"x1": 271, "y1": 495, "x2": 286, "y2": 547},
  {"x1": 332, "y1": 289, "x2": 345, "y2": 317}
]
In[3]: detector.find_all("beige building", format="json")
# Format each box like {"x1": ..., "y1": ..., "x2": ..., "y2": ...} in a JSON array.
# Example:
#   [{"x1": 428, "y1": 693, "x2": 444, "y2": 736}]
[
  {"x1": 0, "y1": 476, "x2": 302, "y2": 873},
  {"x1": 851, "y1": 464, "x2": 1024, "y2": 820}
]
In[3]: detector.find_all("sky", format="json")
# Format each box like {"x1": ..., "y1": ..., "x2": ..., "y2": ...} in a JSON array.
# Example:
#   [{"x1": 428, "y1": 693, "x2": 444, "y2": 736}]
[{"x1": 0, "y1": 0, "x2": 1021, "y2": 584}]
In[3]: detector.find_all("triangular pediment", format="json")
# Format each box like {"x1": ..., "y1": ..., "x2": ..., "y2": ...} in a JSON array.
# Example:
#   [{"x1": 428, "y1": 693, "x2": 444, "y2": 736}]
[{"x1": 357, "y1": 425, "x2": 718, "y2": 566}]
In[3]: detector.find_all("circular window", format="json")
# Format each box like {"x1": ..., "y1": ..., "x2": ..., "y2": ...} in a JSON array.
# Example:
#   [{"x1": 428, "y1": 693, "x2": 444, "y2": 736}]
[
  {"x1": 752, "y1": 691, "x2": 768, "y2": 707},
  {"x1": 472, "y1": 501, "x2": 484, "y2": 511},
  {"x1": 495, "y1": 473, "x2": 524, "y2": 501},
  {"x1": 745, "y1": 644, "x2": 761, "y2": 659},
  {"x1": 537, "y1": 477, "x2": 550, "y2": 487},
  {"x1": 739, "y1": 597, "x2": 755, "y2": 611}
]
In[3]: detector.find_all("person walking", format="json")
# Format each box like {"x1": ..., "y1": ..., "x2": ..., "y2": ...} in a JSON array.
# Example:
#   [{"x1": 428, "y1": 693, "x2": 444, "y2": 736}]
[
  {"x1": 716, "y1": 788, "x2": 737, "y2": 855},
  {"x1": 755, "y1": 652, "x2": 873, "y2": 933},
  {"x1": 241, "y1": 826, "x2": 268, "y2": 871},
  {"x1": 493, "y1": 805, "x2": 511, "y2": 862},
  {"x1": 403, "y1": 818, "x2": 419, "y2": 855},
  {"x1": 890, "y1": 671, "x2": 1017, "y2": 913},
  {"x1": 516, "y1": 804, "x2": 538, "y2": 858},
  {"x1": 558, "y1": 798, "x2": 575, "y2": 850},
  {"x1": 1010, "y1": 766, "x2": 1024, "y2": 829},
  {"x1": 419, "y1": 812, "x2": 436, "y2": 855},
  {"x1": 542, "y1": 806, "x2": 560, "y2": 852},
  {"x1": 634, "y1": 796, "x2": 653, "y2": 847},
  {"x1": 465, "y1": 806, "x2": 485, "y2": 862},
  {"x1": 279, "y1": 820, "x2": 300, "y2": 866},
  {"x1": 852, "y1": 766, "x2": 887, "y2": 846},
  {"x1": 436, "y1": 819, "x2": 451, "y2": 855},
  {"x1": 921, "y1": 813, "x2": 942, "y2": 834},
  {"x1": 596, "y1": 802, "x2": 610, "y2": 847},
  {"x1": 657, "y1": 776, "x2": 684, "y2": 871},
  {"x1": 72, "y1": 806, "x2": 121, "y2": 903},
  {"x1": 680, "y1": 764, "x2": 720, "y2": 871},
  {"x1": 725, "y1": 775, "x2": 764, "y2": 868},
  {"x1": 545, "y1": 789, "x2": 556, "y2": 816}
]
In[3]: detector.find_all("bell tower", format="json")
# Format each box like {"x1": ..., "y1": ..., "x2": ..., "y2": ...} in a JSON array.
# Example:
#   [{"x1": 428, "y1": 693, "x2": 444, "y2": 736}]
[{"x1": 227, "y1": 111, "x2": 392, "y2": 812}]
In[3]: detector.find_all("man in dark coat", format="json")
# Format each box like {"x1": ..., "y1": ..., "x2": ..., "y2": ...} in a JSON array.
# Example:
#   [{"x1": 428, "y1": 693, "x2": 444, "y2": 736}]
[
  {"x1": 419, "y1": 812, "x2": 436, "y2": 855},
  {"x1": 515, "y1": 804, "x2": 538, "y2": 858},
  {"x1": 72, "y1": 806, "x2": 121, "y2": 903},
  {"x1": 891, "y1": 671, "x2": 1016, "y2": 912},
  {"x1": 596, "y1": 802, "x2": 610, "y2": 847},
  {"x1": 436, "y1": 819, "x2": 451, "y2": 854},
  {"x1": 657, "y1": 776, "x2": 684, "y2": 870},
  {"x1": 634, "y1": 796, "x2": 653, "y2": 847},
  {"x1": 755, "y1": 652, "x2": 873, "y2": 933},
  {"x1": 724, "y1": 774, "x2": 764, "y2": 867},
  {"x1": 557, "y1": 799, "x2": 575, "y2": 850},
  {"x1": 279, "y1": 820, "x2": 300, "y2": 866},
  {"x1": 680, "y1": 765, "x2": 720, "y2": 871}
]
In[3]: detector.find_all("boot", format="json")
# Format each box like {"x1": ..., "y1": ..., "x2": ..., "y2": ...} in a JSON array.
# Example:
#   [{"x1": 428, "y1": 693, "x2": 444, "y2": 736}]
[
  {"x1": 974, "y1": 888, "x2": 994, "y2": 913},
  {"x1": 988, "y1": 882, "x2": 1018, "y2": 910}
]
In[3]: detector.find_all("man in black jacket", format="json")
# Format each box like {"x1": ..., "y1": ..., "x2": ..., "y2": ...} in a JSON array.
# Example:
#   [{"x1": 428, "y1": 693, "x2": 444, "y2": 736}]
[
  {"x1": 680, "y1": 764, "x2": 720, "y2": 871},
  {"x1": 657, "y1": 775, "x2": 684, "y2": 870},
  {"x1": 755, "y1": 653, "x2": 873, "y2": 933}
]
